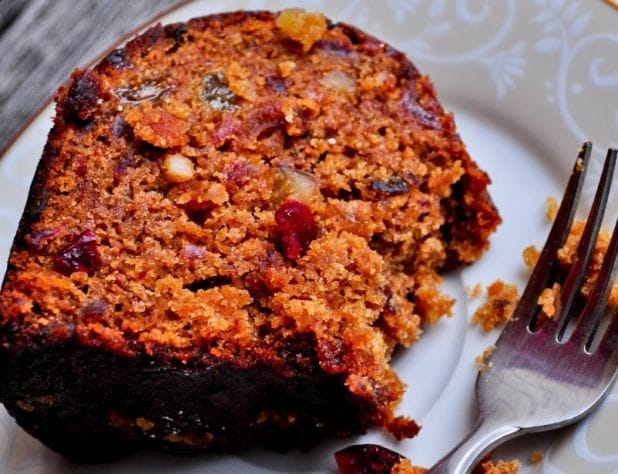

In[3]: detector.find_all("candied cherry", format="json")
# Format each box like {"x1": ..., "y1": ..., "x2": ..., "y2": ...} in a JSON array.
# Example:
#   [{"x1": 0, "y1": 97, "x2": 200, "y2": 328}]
[
  {"x1": 53, "y1": 230, "x2": 101, "y2": 275},
  {"x1": 334, "y1": 444, "x2": 404, "y2": 474},
  {"x1": 275, "y1": 199, "x2": 317, "y2": 260}
]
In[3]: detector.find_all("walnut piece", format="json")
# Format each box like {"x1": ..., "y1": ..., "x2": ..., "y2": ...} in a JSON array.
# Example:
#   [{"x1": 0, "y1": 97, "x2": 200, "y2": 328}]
[{"x1": 163, "y1": 154, "x2": 195, "y2": 183}]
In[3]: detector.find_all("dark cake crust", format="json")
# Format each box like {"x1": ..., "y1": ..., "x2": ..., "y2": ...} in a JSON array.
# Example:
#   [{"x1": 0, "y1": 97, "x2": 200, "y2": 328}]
[{"x1": 0, "y1": 10, "x2": 499, "y2": 461}]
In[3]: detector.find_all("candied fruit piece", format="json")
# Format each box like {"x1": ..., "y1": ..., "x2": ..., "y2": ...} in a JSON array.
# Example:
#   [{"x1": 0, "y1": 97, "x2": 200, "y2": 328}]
[
  {"x1": 322, "y1": 71, "x2": 357, "y2": 96},
  {"x1": 275, "y1": 200, "x2": 318, "y2": 260},
  {"x1": 202, "y1": 72, "x2": 239, "y2": 111},
  {"x1": 53, "y1": 230, "x2": 101, "y2": 275},
  {"x1": 276, "y1": 8, "x2": 327, "y2": 52},
  {"x1": 335, "y1": 444, "x2": 403, "y2": 474}
]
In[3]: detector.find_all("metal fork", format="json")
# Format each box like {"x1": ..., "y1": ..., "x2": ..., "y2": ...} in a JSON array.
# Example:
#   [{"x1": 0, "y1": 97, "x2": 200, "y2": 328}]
[{"x1": 428, "y1": 142, "x2": 618, "y2": 474}]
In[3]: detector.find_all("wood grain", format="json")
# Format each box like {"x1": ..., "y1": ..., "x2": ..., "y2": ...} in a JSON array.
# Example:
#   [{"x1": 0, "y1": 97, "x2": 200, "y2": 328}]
[{"x1": 0, "y1": 0, "x2": 180, "y2": 151}]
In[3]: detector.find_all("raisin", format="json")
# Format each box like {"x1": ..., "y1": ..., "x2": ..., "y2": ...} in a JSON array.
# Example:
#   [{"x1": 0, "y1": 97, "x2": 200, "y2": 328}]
[
  {"x1": 64, "y1": 70, "x2": 102, "y2": 122},
  {"x1": 202, "y1": 72, "x2": 238, "y2": 111},
  {"x1": 53, "y1": 230, "x2": 101, "y2": 275},
  {"x1": 265, "y1": 74, "x2": 287, "y2": 94},
  {"x1": 164, "y1": 24, "x2": 188, "y2": 51},
  {"x1": 114, "y1": 80, "x2": 169, "y2": 103},
  {"x1": 334, "y1": 444, "x2": 404, "y2": 474},
  {"x1": 275, "y1": 200, "x2": 318, "y2": 260},
  {"x1": 370, "y1": 176, "x2": 409, "y2": 195},
  {"x1": 100, "y1": 48, "x2": 131, "y2": 70}
]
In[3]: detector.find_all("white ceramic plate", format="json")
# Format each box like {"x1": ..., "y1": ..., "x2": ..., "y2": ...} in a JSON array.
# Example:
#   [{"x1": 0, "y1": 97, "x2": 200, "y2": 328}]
[{"x1": 1, "y1": 1, "x2": 617, "y2": 472}]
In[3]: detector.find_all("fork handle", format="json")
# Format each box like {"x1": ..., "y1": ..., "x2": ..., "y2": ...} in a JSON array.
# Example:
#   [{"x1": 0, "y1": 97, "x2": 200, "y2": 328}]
[{"x1": 427, "y1": 418, "x2": 520, "y2": 474}]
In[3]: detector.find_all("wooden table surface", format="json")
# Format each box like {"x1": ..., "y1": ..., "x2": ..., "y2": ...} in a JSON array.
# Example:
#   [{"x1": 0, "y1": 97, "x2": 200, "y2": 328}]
[{"x1": 0, "y1": 0, "x2": 180, "y2": 152}]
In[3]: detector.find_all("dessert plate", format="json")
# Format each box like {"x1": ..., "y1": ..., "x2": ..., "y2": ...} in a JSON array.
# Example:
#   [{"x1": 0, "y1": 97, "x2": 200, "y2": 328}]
[{"x1": 1, "y1": 1, "x2": 617, "y2": 472}]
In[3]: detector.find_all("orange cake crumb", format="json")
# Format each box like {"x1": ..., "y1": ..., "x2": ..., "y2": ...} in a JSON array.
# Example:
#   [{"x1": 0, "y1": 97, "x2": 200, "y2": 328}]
[
  {"x1": 469, "y1": 283, "x2": 483, "y2": 298},
  {"x1": 472, "y1": 281, "x2": 520, "y2": 331},
  {"x1": 530, "y1": 450, "x2": 544, "y2": 464},
  {"x1": 477, "y1": 459, "x2": 520, "y2": 474},
  {"x1": 545, "y1": 196, "x2": 558, "y2": 222},
  {"x1": 475, "y1": 345, "x2": 496, "y2": 373},
  {"x1": 522, "y1": 245, "x2": 540, "y2": 271},
  {"x1": 537, "y1": 282, "x2": 561, "y2": 319},
  {"x1": 392, "y1": 458, "x2": 427, "y2": 474}
]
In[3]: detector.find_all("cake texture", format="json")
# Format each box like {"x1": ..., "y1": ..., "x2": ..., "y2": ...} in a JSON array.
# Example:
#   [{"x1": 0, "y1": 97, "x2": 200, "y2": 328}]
[{"x1": 0, "y1": 9, "x2": 500, "y2": 460}]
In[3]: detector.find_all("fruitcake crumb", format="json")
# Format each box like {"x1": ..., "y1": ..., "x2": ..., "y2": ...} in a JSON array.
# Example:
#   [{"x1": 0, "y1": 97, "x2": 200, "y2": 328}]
[
  {"x1": 277, "y1": 60, "x2": 296, "y2": 78},
  {"x1": 575, "y1": 157, "x2": 584, "y2": 172},
  {"x1": 475, "y1": 345, "x2": 495, "y2": 373},
  {"x1": 522, "y1": 245, "x2": 540, "y2": 271},
  {"x1": 468, "y1": 283, "x2": 483, "y2": 298},
  {"x1": 537, "y1": 282, "x2": 561, "y2": 319},
  {"x1": 391, "y1": 458, "x2": 427, "y2": 473},
  {"x1": 530, "y1": 450, "x2": 543, "y2": 464},
  {"x1": 136, "y1": 417, "x2": 155, "y2": 431},
  {"x1": 545, "y1": 196, "x2": 558, "y2": 222},
  {"x1": 472, "y1": 281, "x2": 520, "y2": 331},
  {"x1": 477, "y1": 459, "x2": 520, "y2": 474}
]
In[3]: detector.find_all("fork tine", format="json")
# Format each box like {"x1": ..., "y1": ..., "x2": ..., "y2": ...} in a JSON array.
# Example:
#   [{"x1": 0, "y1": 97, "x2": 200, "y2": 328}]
[
  {"x1": 504, "y1": 142, "x2": 592, "y2": 333},
  {"x1": 598, "y1": 301, "x2": 618, "y2": 359},
  {"x1": 550, "y1": 148, "x2": 618, "y2": 339},
  {"x1": 572, "y1": 210, "x2": 618, "y2": 350}
]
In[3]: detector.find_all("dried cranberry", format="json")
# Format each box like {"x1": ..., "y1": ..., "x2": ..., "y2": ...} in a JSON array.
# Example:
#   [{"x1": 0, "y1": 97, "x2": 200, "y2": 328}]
[
  {"x1": 53, "y1": 230, "x2": 101, "y2": 275},
  {"x1": 370, "y1": 176, "x2": 409, "y2": 195},
  {"x1": 335, "y1": 444, "x2": 404, "y2": 474},
  {"x1": 275, "y1": 200, "x2": 318, "y2": 260}
]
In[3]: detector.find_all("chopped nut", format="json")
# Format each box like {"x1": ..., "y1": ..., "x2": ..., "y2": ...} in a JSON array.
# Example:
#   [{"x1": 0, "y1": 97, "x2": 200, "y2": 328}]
[
  {"x1": 275, "y1": 164, "x2": 319, "y2": 202},
  {"x1": 545, "y1": 196, "x2": 558, "y2": 222},
  {"x1": 275, "y1": 8, "x2": 327, "y2": 52},
  {"x1": 163, "y1": 154, "x2": 195, "y2": 183}
]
